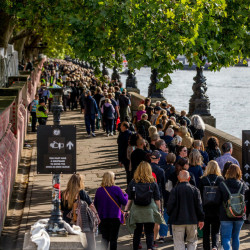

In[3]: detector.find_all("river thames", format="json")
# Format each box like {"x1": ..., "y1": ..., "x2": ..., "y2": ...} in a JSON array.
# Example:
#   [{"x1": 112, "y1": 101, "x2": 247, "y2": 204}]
[{"x1": 117, "y1": 67, "x2": 250, "y2": 139}]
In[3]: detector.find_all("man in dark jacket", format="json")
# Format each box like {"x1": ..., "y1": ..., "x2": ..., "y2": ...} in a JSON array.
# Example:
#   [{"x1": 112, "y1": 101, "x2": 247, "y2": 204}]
[
  {"x1": 83, "y1": 90, "x2": 98, "y2": 137},
  {"x1": 118, "y1": 89, "x2": 130, "y2": 122},
  {"x1": 130, "y1": 138, "x2": 147, "y2": 179},
  {"x1": 117, "y1": 122, "x2": 132, "y2": 184},
  {"x1": 167, "y1": 170, "x2": 204, "y2": 250}
]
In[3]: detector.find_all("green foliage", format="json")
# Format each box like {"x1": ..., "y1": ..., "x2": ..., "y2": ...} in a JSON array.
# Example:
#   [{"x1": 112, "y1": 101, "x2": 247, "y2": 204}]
[{"x1": 0, "y1": 0, "x2": 249, "y2": 88}]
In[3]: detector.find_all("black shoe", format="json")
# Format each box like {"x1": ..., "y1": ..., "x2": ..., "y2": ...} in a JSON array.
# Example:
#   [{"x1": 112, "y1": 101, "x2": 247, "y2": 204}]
[{"x1": 244, "y1": 220, "x2": 250, "y2": 224}]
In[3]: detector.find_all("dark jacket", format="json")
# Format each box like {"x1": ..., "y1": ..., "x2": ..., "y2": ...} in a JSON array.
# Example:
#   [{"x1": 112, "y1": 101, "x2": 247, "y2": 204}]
[
  {"x1": 131, "y1": 148, "x2": 148, "y2": 177},
  {"x1": 206, "y1": 147, "x2": 221, "y2": 161},
  {"x1": 189, "y1": 125, "x2": 204, "y2": 140},
  {"x1": 215, "y1": 178, "x2": 248, "y2": 221},
  {"x1": 161, "y1": 164, "x2": 175, "y2": 207},
  {"x1": 188, "y1": 165, "x2": 203, "y2": 187},
  {"x1": 160, "y1": 135, "x2": 173, "y2": 145},
  {"x1": 200, "y1": 150, "x2": 209, "y2": 166},
  {"x1": 83, "y1": 96, "x2": 98, "y2": 115},
  {"x1": 150, "y1": 163, "x2": 165, "y2": 199},
  {"x1": 117, "y1": 130, "x2": 132, "y2": 164},
  {"x1": 167, "y1": 182, "x2": 204, "y2": 225},
  {"x1": 158, "y1": 149, "x2": 167, "y2": 169},
  {"x1": 199, "y1": 174, "x2": 224, "y2": 217}
]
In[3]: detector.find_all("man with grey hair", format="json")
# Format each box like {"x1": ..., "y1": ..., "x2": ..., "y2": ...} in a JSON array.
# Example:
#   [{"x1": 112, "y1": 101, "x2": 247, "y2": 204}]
[
  {"x1": 162, "y1": 128, "x2": 174, "y2": 145},
  {"x1": 167, "y1": 170, "x2": 204, "y2": 250},
  {"x1": 155, "y1": 139, "x2": 168, "y2": 168},
  {"x1": 216, "y1": 142, "x2": 239, "y2": 171}
]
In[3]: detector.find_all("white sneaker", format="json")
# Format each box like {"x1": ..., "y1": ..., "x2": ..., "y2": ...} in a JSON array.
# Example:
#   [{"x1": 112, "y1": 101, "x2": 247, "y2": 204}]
[
  {"x1": 107, "y1": 134, "x2": 109, "y2": 137},
  {"x1": 110, "y1": 132, "x2": 114, "y2": 136},
  {"x1": 87, "y1": 134, "x2": 91, "y2": 138},
  {"x1": 92, "y1": 133, "x2": 96, "y2": 137}
]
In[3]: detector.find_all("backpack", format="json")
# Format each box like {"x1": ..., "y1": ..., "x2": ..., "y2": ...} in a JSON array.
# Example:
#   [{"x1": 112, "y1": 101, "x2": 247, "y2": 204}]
[
  {"x1": 203, "y1": 176, "x2": 218, "y2": 206},
  {"x1": 133, "y1": 182, "x2": 153, "y2": 206},
  {"x1": 222, "y1": 182, "x2": 246, "y2": 218}
]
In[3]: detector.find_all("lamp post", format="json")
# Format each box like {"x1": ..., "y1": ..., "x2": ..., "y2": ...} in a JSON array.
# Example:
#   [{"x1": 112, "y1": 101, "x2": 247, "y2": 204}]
[
  {"x1": 111, "y1": 67, "x2": 120, "y2": 81},
  {"x1": 188, "y1": 67, "x2": 216, "y2": 127},
  {"x1": 148, "y1": 68, "x2": 164, "y2": 100},
  {"x1": 46, "y1": 86, "x2": 67, "y2": 236},
  {"x1": 126, "y1": 69, "x2": 140, "y2": 94}
]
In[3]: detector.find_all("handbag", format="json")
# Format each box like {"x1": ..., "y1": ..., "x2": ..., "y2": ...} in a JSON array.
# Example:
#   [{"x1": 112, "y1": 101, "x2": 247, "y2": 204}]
[{"x1": 103, "y1": 187, "x2": 125, "y2": 224}]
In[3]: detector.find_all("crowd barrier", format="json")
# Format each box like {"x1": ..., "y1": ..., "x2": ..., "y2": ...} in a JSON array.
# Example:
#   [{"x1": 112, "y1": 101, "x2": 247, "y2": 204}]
[{"x1": 0, "y1": 58, "x2": 45, "y2": 233}]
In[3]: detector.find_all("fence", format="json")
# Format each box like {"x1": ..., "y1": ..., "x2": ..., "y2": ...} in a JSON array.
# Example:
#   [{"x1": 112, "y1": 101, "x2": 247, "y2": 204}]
[{"x1": 0, "y1": 57, "x2": 45, "y2": 233}]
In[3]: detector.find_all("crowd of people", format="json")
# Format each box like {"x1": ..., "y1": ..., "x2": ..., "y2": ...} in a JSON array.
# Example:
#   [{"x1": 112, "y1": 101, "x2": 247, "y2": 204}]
[{"x1": 29, "y1": 59, "x2": 249, "y2": 250}]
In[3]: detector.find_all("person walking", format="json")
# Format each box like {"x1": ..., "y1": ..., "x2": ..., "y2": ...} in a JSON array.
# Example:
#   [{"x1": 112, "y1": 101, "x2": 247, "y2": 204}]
[
  {"x1": 215, "y1": 164, "x2": 248, "y2": 250},
  {"x1": 61, "y1": 174, "x2": 100, "y2": 250},
  {"x1": 167, "y1": 170, "x2": 204, "y2": 250},
  {"x1": 117, "y1": 122, "x2": 132, "y2": 184},
  {"x1": 36, "y1": 99, "x2": 48, "y2": 125},
  {"x1": 94, "y1": 171, "x2": 128, "y2": 250},
  {"x1": 199, "y1": 161, "x2": 224, "y2": 250},
  {"x1": 29, "y1": 94, "x2": 39, "y2": 132},
  {"x1": 118, "y1": 89, "x2": 130, "y2": 122},
  {"x1": 125, "y1": 161, "x2": 164, "y2": 250},
  {"x1": 101, "y1": 98, "x2": 115, "y2": 136},
  {"x1": 83, "y1": 90, "x2": 98, "y2": 137}
]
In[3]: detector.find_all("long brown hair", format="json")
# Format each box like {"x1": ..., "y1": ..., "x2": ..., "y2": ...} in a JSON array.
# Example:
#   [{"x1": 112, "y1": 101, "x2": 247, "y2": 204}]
[{"x1": 62, "y1": 174, "x2": 84, "y2": 209}]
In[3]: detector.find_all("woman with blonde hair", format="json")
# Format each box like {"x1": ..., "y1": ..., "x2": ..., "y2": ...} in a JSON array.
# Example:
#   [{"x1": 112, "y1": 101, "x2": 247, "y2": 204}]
[
  {"x1": 188, "y1": 149, "x2": 203, "y2": 186},
  {"x1": 125, "y1": 161, "x2": 164, "y2": 250},
  {"x1": 199, "y1": 161, "x2": 224, "y2": 250},
  {"x1": 94, "y1": 171, "x2": 128, "y2": 250},
  {"x1": 61, "y1": 174, "x2": 99, "y2": 249},
  {"x1": 179, "y1": 126, "x2": 194, "y2": 149},
  {"x1": 136, "y1": 104, "x2": 146, "y2": 121},
  {"x1": 148, "y1": 126, "x2": 157, "y2": 138}
]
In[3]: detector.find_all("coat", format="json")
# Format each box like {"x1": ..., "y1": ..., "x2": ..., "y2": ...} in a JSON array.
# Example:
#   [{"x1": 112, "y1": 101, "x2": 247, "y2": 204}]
[{"x1": 167, "y1": 182, "x2": 204, "y2": 225}]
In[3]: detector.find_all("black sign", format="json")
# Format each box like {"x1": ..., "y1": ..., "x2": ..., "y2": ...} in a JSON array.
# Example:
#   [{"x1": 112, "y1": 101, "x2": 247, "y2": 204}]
[
  {"x1": 242, "y1": 130, "x2": 250, "y2": 185},
  {"x1": 37, "y1": 125, "x2": 76, "y2": 174}
]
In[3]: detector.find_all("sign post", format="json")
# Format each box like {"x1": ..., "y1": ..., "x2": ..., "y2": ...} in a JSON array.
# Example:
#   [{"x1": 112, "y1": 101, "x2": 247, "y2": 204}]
[
  {"x1": 37, "y1": 86, "x2": 76, "y2": 236},
  {"x1": 242, "y1": 130, "x2": 250, "y2": 186}
]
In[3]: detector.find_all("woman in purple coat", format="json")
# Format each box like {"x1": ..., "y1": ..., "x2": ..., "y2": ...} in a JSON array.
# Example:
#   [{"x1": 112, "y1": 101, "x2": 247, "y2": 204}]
[{"x1": 94, "y1": 171, "x2": 128, "y2": 250}]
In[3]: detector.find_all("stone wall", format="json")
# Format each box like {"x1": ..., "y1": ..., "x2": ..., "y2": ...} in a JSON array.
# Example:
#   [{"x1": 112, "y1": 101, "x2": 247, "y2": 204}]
[
  {"x1": 129, "y1": 91, "x2": 242, "y2": 166},
  {"x1": 0, "y1": 58, "x2": 45, "y2": 233}
]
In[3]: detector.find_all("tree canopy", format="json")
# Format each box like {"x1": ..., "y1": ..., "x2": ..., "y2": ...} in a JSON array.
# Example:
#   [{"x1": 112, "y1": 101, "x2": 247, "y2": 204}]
[{"x1": 0, "y1": 0, "x2": 249, "y2": 87}]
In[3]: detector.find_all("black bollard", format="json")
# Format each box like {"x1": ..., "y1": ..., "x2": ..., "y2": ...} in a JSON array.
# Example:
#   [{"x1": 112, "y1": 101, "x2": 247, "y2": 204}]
[{"x1": 148, "y1": 68, "x2": 164, "y2": 99}]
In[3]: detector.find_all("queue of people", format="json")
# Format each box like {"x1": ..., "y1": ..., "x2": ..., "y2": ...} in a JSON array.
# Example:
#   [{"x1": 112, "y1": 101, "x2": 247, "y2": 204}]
[{"x1": 29, "y1": 59, "x2": 248, "y2": 250}]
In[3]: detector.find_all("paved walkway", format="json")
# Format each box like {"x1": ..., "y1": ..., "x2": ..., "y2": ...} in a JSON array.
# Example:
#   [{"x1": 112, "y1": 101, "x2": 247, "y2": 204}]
[{"x1": 2, "y1": 109, "x2": 250, "y2": 249}]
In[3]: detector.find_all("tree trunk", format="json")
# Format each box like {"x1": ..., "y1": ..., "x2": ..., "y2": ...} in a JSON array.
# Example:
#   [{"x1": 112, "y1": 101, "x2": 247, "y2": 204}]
[
  {"x1": 14, "y1": 37, "x2": 27, "y2": 62},
  {"x1": 0, "y1": 11, "x2": 15, "y2": 52}
]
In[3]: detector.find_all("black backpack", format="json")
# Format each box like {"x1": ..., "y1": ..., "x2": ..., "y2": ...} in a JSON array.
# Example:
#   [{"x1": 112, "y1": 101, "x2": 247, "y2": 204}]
[
  {"x1": 133, "y1": 183, "x2": 153, "y2": 206},
  {"x1": 203, "y1": 176, "x2": 218, "y2": 206}
]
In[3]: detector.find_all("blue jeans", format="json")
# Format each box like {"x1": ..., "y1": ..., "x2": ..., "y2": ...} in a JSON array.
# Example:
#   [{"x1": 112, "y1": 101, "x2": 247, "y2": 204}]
[
  {"x1": 220, "y1": 220, "x2": 244, "y2": 250},
  {"x1": 85, "y1": 114, "x2": 95, "y2": 134},
  {"x1": 159, "y1": 208, "x2": 169, "y2": 237}
]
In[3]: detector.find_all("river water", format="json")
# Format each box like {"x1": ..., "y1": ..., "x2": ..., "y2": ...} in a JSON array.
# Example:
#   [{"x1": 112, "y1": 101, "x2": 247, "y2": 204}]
[{"x1": 116, "y1": 67, "x2": 250, "y2": 139}]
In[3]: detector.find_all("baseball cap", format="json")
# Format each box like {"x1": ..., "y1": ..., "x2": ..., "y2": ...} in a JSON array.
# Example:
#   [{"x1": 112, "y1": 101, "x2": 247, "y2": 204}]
[{"x1": 151, "y1": 150, "x2": 161, "y2": 159}]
